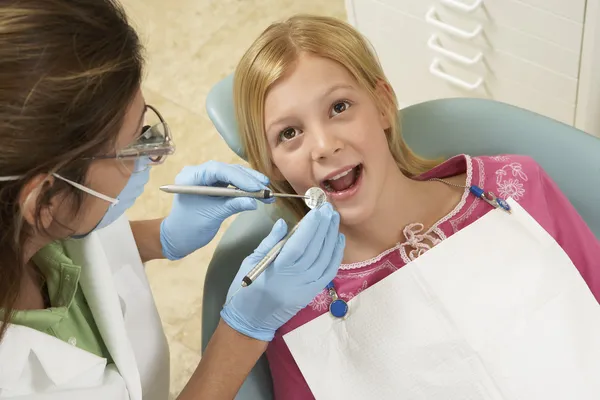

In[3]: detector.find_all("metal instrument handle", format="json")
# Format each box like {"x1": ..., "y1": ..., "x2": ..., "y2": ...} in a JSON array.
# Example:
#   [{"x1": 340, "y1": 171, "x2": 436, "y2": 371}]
[
  {"x1": 242, "y1": 223, "x2": 301, "y2": 286},
  {"x1": 160, "y1": 185, "x2": 271, "y2": 199}
]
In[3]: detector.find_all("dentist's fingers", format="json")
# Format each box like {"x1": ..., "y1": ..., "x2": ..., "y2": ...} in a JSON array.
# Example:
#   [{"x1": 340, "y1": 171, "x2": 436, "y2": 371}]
[
  {"x1": 176, "y1": 161, "x2": 269, "y2": 192},
  {"x1": 305, "y1": 209, "x2": 341, "y2": 279},
  {"x1": 276, "y1": 206, "x2": 327, "y2": 266},
  {"x1": 234, "y1": 219, "x2": 288, "y2": 276},
  {"x1": 297, "y1": 205, "x2": 335, "y2": 270},
  {"x1": 221, "y1": 197, "x2": 258, "y2": 217},
  {"x1": 230, "y1": 164, "x2": 271, "y2": 186},
  {"x1": 315, "y1": 234, "x2": 345, "y2": 285}
]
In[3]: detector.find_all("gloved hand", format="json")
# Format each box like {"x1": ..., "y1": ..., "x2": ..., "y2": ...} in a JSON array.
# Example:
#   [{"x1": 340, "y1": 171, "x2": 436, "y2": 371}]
[
  {"x1": 160, "y1": 161, "x2": 275, "y2": 261},
  {"x1": 220, "y1": 202, "x2": 345, "y2": 341}
]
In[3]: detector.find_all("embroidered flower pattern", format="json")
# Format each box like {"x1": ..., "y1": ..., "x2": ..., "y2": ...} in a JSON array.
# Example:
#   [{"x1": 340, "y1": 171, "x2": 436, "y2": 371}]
[
  {"x1": 495, "y1": 161, "x2": 528, "y2": 201},
  {"x1": 496, "y1": 162, "x2": 528, "y2": 184},
  {"x1": 308, "y1": 290, "x2": 331, "y2": 312},
  {"x1": 339, "y1": 280, "x2": 369, "y2": 301},
  {"x1": 490, "y1": 155, "x2": 510, "y2": 162},
  {"x1": 497, "y1": 178, "x2": 525, "y2": 200}
]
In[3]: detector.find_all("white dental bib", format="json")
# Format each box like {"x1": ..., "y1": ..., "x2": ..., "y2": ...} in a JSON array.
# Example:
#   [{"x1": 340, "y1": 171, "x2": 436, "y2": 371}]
[{"x1": 283, "y1": 199, "x2": 600, "y2": 399}]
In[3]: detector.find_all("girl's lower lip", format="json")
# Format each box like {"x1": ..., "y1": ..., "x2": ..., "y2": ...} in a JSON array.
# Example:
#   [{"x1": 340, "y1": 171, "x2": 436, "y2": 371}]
[{"x1": 324, "y1": 168, "x2": 363, "y2": 201}]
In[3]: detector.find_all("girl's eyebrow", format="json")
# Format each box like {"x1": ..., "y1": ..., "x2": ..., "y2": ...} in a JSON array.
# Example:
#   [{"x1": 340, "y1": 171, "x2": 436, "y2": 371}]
[
  {"x1": 265, "y1": 84, "x2": 354, "y2": 132},
  {"x1": 319, "y1": 84, "x2": 354, "y2": 99},
  {"x1": 266, "y1": 116, "x2": 294, "y2": 133}
]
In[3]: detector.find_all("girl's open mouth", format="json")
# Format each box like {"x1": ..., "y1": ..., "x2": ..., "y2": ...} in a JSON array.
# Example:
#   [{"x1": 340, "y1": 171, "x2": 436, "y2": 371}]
[{"x1": 321, "y1": 164, "x2": 363, "y2": 194}]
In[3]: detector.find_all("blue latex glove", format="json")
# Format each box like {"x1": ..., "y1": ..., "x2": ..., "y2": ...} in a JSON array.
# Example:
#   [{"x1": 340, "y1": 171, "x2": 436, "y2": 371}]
[
  {"x1": 220, "y1": 202, "x2": 345, "y2": 341},
  {"x1": 160, "y1": 161, "x2": 275, "y2": 261}
]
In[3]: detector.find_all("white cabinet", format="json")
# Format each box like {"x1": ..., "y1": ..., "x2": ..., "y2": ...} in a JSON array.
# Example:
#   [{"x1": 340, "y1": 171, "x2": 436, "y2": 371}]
[{"x1": 345, "y1": 0, "x2": 600, "y2": 137}]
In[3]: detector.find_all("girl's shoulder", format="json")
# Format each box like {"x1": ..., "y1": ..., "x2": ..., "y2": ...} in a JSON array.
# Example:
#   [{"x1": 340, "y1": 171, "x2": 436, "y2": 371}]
[
  {"x1": 473, "y1": 153, "x2": 540, "y2": 171},
  {"x1": 470, "y1": 154, "x2": 545, "y2": 205},
  {"x1": 421, "y1": 153, "x2": 548, "y2": 207},
  {"x1": 418, "y1": 153, "x2": 552, "y2": 234}
]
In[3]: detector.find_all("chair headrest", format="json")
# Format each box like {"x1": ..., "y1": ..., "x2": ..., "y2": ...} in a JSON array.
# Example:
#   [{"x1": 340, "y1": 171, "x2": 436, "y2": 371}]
[{"x1": 205, "y1": 74, "x2": 246, "y2": 160}]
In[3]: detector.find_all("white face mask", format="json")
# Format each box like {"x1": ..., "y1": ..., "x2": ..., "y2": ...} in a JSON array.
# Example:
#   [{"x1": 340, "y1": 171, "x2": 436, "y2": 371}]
[{"x1": 0, "y1": 157, "x2": 151, "y2": 237}]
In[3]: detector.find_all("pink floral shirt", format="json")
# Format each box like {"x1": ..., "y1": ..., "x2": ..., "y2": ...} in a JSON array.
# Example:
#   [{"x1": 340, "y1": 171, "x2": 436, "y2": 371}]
[{"x1": 267, "y1": 154, "x2": 600, "y2": 399}]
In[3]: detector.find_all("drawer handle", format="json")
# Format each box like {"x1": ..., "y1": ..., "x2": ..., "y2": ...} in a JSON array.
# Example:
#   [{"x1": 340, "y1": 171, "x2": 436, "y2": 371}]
[
  {"x1": 429, "y1": 58, "x2": 483, "y2": 91},
  {"x1": 427, "y1": 35, "x2": 483, "y2": 65},
  {"x1": 440, "y1": 0, "x2": 484, "y2": 13},
  {"x1": 425, "y1": 7, "x2": 482, "y2": 39}
]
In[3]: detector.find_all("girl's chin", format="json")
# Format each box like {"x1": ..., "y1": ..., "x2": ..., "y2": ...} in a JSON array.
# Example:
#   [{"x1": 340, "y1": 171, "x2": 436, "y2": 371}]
[{"x1": 335, "y1": 205, "x2": 374, "y2": 228}]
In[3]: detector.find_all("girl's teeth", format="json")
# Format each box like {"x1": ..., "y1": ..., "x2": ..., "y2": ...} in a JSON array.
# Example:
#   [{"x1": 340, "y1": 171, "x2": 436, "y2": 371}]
[{"x1": 330, "y1": 168, "x2": 353, "y2": 181}]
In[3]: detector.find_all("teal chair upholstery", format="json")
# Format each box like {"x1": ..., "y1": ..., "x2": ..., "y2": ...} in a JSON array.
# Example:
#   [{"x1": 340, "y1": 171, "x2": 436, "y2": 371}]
[{"x1": 202, "y1": 74, "x2": 600, "y2": 399}]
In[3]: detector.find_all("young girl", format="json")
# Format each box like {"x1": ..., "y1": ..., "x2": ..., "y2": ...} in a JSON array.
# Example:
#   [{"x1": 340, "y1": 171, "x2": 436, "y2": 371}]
[{"x1": 233, "y1": 15, "x2": 600, "y2": 399}]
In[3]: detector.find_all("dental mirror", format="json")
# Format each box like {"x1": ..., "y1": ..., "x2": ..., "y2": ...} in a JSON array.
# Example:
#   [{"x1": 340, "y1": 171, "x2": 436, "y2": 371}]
[{"x1": 304, "y1": 187, "x2": 327, "y2": 210}]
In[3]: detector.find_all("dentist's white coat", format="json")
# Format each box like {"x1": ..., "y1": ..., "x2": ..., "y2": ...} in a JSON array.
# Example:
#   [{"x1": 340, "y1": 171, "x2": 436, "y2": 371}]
[{"x1": 0, "y1": 214, "x2": 170, "y2": 400}]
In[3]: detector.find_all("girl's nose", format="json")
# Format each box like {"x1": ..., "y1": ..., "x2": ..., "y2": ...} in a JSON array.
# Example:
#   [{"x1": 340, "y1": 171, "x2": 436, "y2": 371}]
[{"x1": 310, "y1": 127, "x2": 343, "y2": 161}]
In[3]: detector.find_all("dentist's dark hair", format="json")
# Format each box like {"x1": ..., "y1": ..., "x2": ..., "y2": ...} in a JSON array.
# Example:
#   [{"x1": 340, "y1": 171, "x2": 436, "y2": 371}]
[{"x1": 0, "y1": 0, "x2": 144, "y2": 340}]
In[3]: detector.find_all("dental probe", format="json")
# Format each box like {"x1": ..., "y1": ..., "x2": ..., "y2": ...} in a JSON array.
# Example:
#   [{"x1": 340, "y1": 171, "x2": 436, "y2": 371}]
[{"x1": 159, "y1": 184, "x2": 309, "y2": 200}]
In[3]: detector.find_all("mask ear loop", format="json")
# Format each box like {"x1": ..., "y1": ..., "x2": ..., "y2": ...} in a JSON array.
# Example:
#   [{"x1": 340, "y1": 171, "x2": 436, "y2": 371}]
[
  {"x1": 0, "y1": 176, "x2": 22, "y2": 181},
  {"x1": 52, "y1": 173, "x2": 119, "y2": 205},
  {"x1": 0, "y1": 174, "x2": 119, "y2": 205}
]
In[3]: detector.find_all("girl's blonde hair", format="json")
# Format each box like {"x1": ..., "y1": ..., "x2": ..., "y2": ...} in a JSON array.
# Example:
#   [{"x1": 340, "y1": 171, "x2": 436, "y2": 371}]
[{"x1": 234, "y1": 14, "x2": 440, "y2": 221}]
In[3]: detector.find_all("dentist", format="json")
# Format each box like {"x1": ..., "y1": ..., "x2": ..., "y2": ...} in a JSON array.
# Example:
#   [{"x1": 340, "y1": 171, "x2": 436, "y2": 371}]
[{"x1": 0, "y1": 1, "x2": 344, "y2": 399}]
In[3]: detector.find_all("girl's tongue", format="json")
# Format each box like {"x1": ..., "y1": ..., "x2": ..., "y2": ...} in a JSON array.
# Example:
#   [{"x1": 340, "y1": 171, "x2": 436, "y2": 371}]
[{"x1": 325, "y1": 165, "x2": 361, "y2": 192}]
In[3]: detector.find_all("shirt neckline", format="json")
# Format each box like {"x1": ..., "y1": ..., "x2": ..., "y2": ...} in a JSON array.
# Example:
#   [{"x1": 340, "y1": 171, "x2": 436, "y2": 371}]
[{"x1": 340, "y1": 154, "x2": 475, "y2": 270}]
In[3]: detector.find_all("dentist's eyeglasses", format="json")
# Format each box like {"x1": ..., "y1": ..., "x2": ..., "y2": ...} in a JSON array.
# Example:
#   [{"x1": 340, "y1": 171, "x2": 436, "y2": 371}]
[{"x1": 87, "y1": 104, "x2": 175, "y2": 174}]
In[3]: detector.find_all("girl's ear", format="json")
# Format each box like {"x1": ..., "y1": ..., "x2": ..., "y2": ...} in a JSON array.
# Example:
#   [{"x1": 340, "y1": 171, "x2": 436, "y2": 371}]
[{"x1": 375, "y1": 80, "x2": 395, "y2": 130}]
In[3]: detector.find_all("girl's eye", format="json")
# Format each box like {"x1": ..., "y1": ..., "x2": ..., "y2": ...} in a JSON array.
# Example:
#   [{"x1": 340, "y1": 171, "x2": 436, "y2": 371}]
[
  {"x1": 279, "y1": 127, "x2": 298, "y2": 142},
  {"x1": 331, "y1": 100, "x2": 351, "y2": 117}
]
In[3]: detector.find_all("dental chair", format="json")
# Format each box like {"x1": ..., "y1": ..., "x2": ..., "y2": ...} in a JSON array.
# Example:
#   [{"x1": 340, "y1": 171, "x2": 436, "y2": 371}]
[{"x1": 201, "y1": 73, "x2": 600, "y2": 400}]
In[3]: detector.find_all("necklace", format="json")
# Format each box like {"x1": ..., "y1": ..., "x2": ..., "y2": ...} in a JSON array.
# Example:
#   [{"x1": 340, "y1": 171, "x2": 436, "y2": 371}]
[
  {"x1": 428, "y1": 177, "x2": 511, "y2": 213},
  {"x1": 325, "y1": 176, "x2": 511, "y2": 320}
]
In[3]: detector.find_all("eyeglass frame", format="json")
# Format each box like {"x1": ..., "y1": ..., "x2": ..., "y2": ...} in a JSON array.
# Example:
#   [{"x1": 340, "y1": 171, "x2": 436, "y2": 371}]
[{"x1": 83, "y1": 104, "x2": 175, "y2": 166}]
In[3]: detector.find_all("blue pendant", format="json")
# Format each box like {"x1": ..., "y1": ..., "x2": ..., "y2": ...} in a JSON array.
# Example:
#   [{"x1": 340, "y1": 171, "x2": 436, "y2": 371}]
[
  {"x1": 326, "y1": 281, "x2": 349, "y2": 318},
  {"x1": 330, "y1": 299, "x2": 349, "y2": 318}
]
